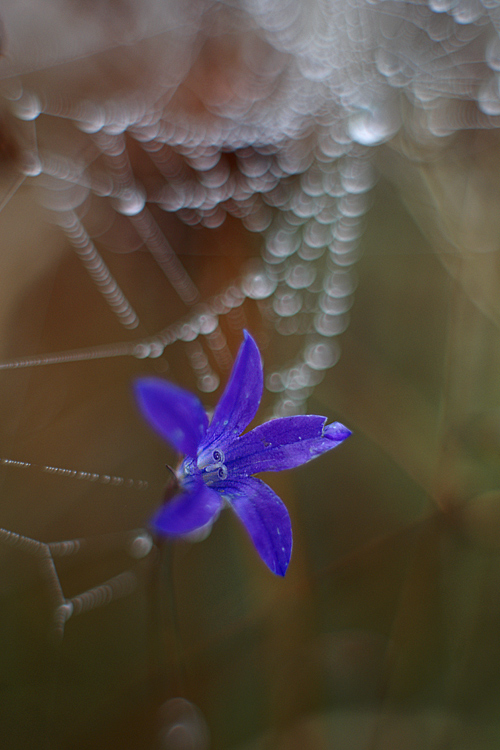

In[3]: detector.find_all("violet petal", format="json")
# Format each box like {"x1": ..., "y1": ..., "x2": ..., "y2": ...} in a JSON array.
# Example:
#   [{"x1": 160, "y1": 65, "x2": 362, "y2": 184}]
[
  {"x1": 225, "y1": 416, "x2": 351, "y2": 475},
  {"x1": 150, "y1": 479, "x2": 223, "y2": 536},
  {"x1": 134, "y1": 377, "x2": 208, "y2": 458},
  {"x1": 201, "y1": 331, "x2": 263, "y2": 454},
  {"x1": 218, "y1": 477, "x2": 292, "y2": 576}
]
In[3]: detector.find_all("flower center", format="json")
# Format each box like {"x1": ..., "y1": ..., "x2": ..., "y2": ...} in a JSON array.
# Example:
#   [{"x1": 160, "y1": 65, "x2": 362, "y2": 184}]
[{"x1": 198, "y1": 448, "x2": 228, "y2": 485}]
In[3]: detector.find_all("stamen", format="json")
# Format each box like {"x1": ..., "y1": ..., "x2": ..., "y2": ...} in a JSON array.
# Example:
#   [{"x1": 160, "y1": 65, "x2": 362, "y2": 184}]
[
  {"x1": 202, "y1": 462, "x2": 223, "y2": 474},
  {"x1": 198, "y1": 447, "x2": 228, "y2": 484}
]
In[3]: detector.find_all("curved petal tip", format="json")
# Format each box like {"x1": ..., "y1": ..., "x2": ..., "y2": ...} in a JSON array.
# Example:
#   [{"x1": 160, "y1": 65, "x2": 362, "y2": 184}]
[
  {"x1": 324, "y1": 422, "x2": 352, "y2": 443},
  {"x1": 219, "y1": 477, "x2": 292, "y2": 576}
]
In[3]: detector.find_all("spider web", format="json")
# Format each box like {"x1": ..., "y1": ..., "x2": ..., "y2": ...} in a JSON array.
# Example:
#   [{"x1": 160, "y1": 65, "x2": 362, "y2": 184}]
[{"x1": 1, "y1": 0, "x2": 500, "y2": 748}]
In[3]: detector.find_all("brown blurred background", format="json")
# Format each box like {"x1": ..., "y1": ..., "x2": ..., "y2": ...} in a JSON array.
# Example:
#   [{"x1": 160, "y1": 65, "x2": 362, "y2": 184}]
[{"x1": 1, "y1": 2, "x2": 500, "y2": 749}]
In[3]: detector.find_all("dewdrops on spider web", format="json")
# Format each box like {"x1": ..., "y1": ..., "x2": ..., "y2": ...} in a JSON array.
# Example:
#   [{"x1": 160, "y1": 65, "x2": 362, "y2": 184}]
[
  {"x1": 0, "y1": 458, "x2": 154, "y2": 637},
  {"x1": 0, "y1": 0, "x2": 372, "y2": 423},
  {"x1": 0, "y1": 522, "x2": 154, "y2": 638}
]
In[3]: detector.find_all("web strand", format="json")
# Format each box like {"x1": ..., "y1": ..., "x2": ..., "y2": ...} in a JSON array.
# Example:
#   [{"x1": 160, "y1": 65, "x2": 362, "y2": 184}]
[
  {"x1": 0, "y1": 524, "x2": 154, "y2": 637},
  {"x1": 129, "y1": 208, "x2": 200, "y2": 304},
  {"x1": 0, "y1": 457, "x2": 149, "y2": 490},
  {"x1": 55, "y1": 210, "x2": 140, "y2": 329},
  {"x1": 0, "y1": 173, "x2": 26, "y2": 212}
]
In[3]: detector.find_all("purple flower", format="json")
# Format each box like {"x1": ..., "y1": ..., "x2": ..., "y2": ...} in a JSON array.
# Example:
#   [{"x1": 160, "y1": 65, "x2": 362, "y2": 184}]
[{"x1": 134, "y1": 331, "x2": 351, "y2": 576}]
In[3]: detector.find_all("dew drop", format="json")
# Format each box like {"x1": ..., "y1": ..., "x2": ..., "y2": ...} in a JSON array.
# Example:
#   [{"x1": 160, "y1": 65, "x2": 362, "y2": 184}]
[
  {"x1": 274, "y1": 398, "x2": 303, "y2": 417},
  {"x1": 286, "y1": 262, "x2": 316, "y2": 289},
  {"x1": 305, "y1": 342, "x2": 340, "y2": 370},
  {"x1": 323, "y1": 270, "x2": 356, "y2": 298},
  {"x1": 266, "y1": 372, "x2": 286, "y2": 393},
  {"x1": 320, "y1": 293, "x2": 353, "y2": 315},
  {"x1": 201, "y1": 206, "x2": 226, "y2": 228},
  {"x1": 130, "y1": 532, "x2": 154, "y2": 559},
  {"x1": 242, "y1": 269, "x2": 277, "y2": 299},
  {"x1": 478, "y1": 76, "x2": 500, "y2": 116},
  {"x1": 453, "y1": 1, "x2": 482, "y2": 23},
  {"x1": 148, "y1": 342, "x2": 165, "y2": 358},
  {"x1": 21, "y1": 154, "x2": 42, "y2": 177},
  {"x1": 303, "y1": 219, "x2": 332, "y2": 248},
  {"x1": 115, "y1": 189, "x2": 146, "y2": 216},
  {"x1": 134, "y1": 343, "x2": 151, "y2": 359},
  {"x1": 314, "y1": 313, "x2": 349, "y2": 337},
  {"x1": 13, "y1": 92, "x2": 41, "y2": 121},
  {"x1": 178, "y1": 323, "x2": 198, "y2": 342},
  {"x1": 198, "y1": 314, "x2": 218, "y2": 335},
  {"x1": 285, "y1": 365, "x2": 312, "y2": 390},
  {"x1": 339, "y1": 194, "x2": 367, "y2": 218},
  {"x1": 266, "y1": 228, "x2": 301, "y2": 259},
  {"x1": 243, "y1": 205, "x2": 273, "y2": 232},
  {"x1": 76, "y1": 103, "x2": 106, "y2": 133},
  {"x1": 298, "y1": 243, "x2": 325, "y2": 261},
  {"x1": 301, "y1": 166, "x2": 326, "y2": 197},
  {"x1": 273, "y1": 290, "x2": 303, "y2": 317},
  {"x1": 487, "y1": 36, "x2": 500, "y2": 72},
  {"x1": 428, "y1": 0, "x2": 452, "y2": 10},
  {"x1": 199, "y1": 374, "x2": 219, "y2": 392},
  {"x1": 348, "y1": 107, "x2": 399, "y2": 147}
]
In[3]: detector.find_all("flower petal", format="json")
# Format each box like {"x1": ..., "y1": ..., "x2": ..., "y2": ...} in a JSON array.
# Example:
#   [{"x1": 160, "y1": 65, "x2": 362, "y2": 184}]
[
  {"x1": 150, "y1": 479, "x2": 223, "y2": 536},
  {"x1": 201, "y1": 331, "x2": 263, "y2": 453},
  {"x1": 134, "y1": 377, "x2": 208, "y2": 458},
  {"x1": 224, "y1": 416, "x2": 351, "y2": 475},
  {"x1": 218, "y1": 477, "x2": 292, "y2": 576}
]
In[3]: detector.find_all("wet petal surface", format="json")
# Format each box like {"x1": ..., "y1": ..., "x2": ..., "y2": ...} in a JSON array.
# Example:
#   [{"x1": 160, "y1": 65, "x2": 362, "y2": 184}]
[
  {"x1": 201, "y1": 331, "x2": 263, "y2": 455},
  {"x1": 225, "y1": 416, "x2": 351, "y2": 475},
  {"x1": 219, "y1": 476, "x2": 292, "y2": 576}
]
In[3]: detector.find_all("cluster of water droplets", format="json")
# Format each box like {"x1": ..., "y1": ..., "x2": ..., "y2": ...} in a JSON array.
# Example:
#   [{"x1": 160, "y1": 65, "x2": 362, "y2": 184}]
[
  {"x1": 0, "y1": 70, "x2": 375, "y2": 415},
  {"x1": 3, "y1": 0, "x2": 500, "y2": 409}
]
